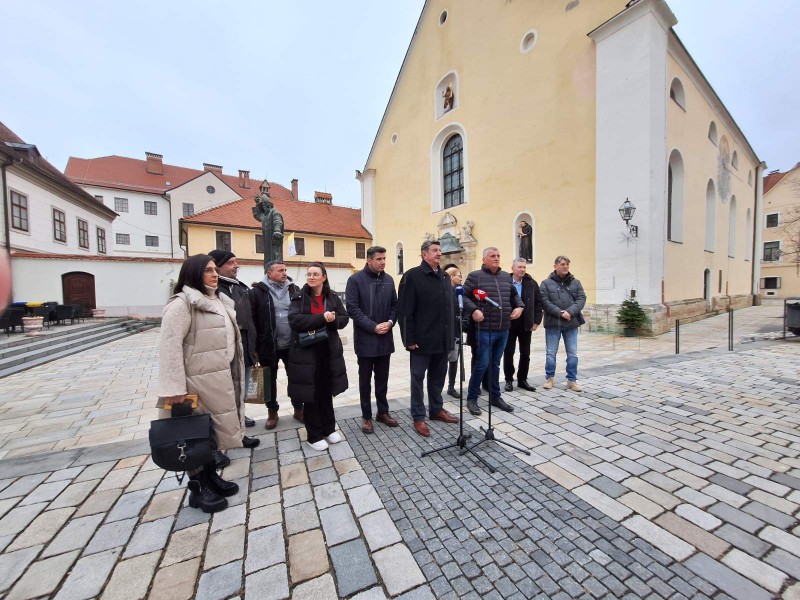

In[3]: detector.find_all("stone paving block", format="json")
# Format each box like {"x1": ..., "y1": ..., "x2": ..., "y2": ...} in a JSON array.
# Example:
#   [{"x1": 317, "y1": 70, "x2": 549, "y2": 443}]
[
  {"x1": 245, "y1": 523, "x2": 285, "y2": 574},
  {"x1": 225, "y1": 478, "x2": 250, "y2": 508},
  {"x1": 709, "y1": 473, "x2": 755, "y2": 496},
  {"x1": 360, "y1": 509, "x2": 403, "y2": 551},
  {"x1": 283, "y1": 483, "x2": 313, "y2": 507},
  {"x1": 280, "y1": 450, "x2": 305, "y2": 465},
  {"x1": 289, "y1": 529, "x2": 329, "y2": 584},
  {"x1": 74, "y1": 460, "x2": 115, "y2": 483},
  {"x1": 742, "y1": 500, "x2": 796, "y2": 529},
  {"x1": 84, "y1": 517, "x2": 138, "y2": 555},
  {"x1": 395, "y1": 585, "x2": 436, "y2": 600},
  {"x1": 373, "y1": 543, "x2": 426, "y2": 596},
  {"x1": 0, "y1": 545, "x2": 42, "y2": 593},
  {"x1": 339, "y1": 469, "x2": 370, "y2": 490},
  {"x1": 708, "y1": 502, "x2": 764, "y2": 533},
  {"x1": 49, "y1": 480, "x2": 98, "y2": 509},
  {"x1": 552, "y1": 455, "x2": 600, "y2": 482},
  {"x1": 142, "y1": 488, "x2": 184, "y2": 522},
  {"x1": 252, "y1": 460, "x2": 278, "y2": 479},
  {"x1": 250, "y1": 485, "x2": 280, "y2": 509},
  {"x1": 204, "y1": 524, "x2": 245, "y2": 570},
  {"x1": 766, "y1": 548, "x2": 800, "y2": 580},
  {"x1": 285, "y1": 500, "x2": 320, "y2": 535},
  {"x1": 107, "y1": 488, "x2": 153, "y2": 523},
  {"x1": 19, "y1": 479, "x2": 71, "y2": 506},
  {"x1": 124, "y1": 516, "x2": 173, "y2": 558},
  {"x1": 744, "y1": 475, "x2": 791, "y2": 497},
  {"x1": 54, "y1": 548, "x2": 121, "y2": 600},
  {"x1": 572, "y1": 485, "x2": 632, "y2": 521},
  {"x1": 291, "y1": 573, "x2": 338, "y2": 600},
  {"x1": 716, "y1": 523, "x2": 770, "y2": 558},
  {"x1": 315, "y1": 481, "x2": 346, "y2": 510},
  {"x1": 248, "y1": 503, "x2": 282, "y2": 530},
  {"x1": 722, "y1": 548, "x2": 787, "y2": 593},
  {"x1": 0, "y1": 497, "x2": 18, "y2": 521},
  {"x1": 655, "y1": 512, "x2": 729, "y2": 558},
  {"x1": 347, "y1": 484, "x2": 383, "y2": 517},
  {"x1": 125, "y1": 468, "x2": 164, "y2": 493},
  {"x1": 785, "y1": 582, "x2": 800, "y2": 600},
  {"x1": 0, "y1": 502, "x2": 47, "y2": 537},
  {"x1": 75, "y1": 488, "x2": 123, "y2": 517},
  {"x1": 280, "y1": 463, "x2": 308, "y2": 488},
  {"x1": 0, "y1": 473, "x2": 48, "y2": 500},
  {"x1": 328, "y1": 441, "x2": 355, "y2": 462},
  {"x1": 6, "y1": 549, "x2": 80, "y2": 600},
  {"x1": 162, "y1": 523, "x2": 209, "y2": 567},
  {"x1": 195, "y1": 559, "x2": 243, "y2": 600},
  {"x1": 223, "y1": 458, "x2": 250, "y2": 481},
  {"x1": 618, "y1": 492, "x2": 665, "y2": 519},
  {"x1": 174, "y1": 505, "x2": 211, "y2": 530},
  {"x1": 96, "y1": 466, "x2": 140, "y2": 492},
  {"x1": 44, "y1": 513, "x2": 105, "y2": 557},
  {"x1": 623, "y1": 477, "x2": 682, "y2": 509},
  {"x1": 310, "y1": 466, "x2": 339, "y2": 486},
  {"x1": 685, "y1": 553, "x2": 772, "y2": 600},
  {"x1": 320, "y1": 503, "x2": 360, "y2": 546},
  {"x1": 675, "y1": 486, "x2": 716, "y2": 508},
  {"x1": 306, "y1": 454, "x2": 333, "y2": 472},
  {"x1": 675, "y1": 503, "x2": 723, "y2": 530},
  {"x1": 149, "y1": 557, "x2": 200, "y2": 600},
  {"x1": 6, "y1": 506, "x2": 75, "y2": 551},
  {"x1": 334, "y1": 457, "x2": 361, "y2": 475},
  {"x1": 536, "y1": 462, "x2": 583, "y2": 490},
  {"x1": 244, "y1": 563, "x2": 289, "y2": 600},
  {"x1": 621, "y1": 515, "x2": 694, "y2": 561},
  {"x1": 748, "y1": 489, "x2": 798, "y2": 515},
  {"x1": 329, "y1": 538, "x2": 378, "y2": 596},
  {"x1": 704, "y1": 483, "x2": 749, "y2": 508},
  {"x1": 760, "y1": 525, "x2": 800, "y2": 558},
  {"x1": 210, "y1": 502, "x2": 246, "y2": 532}
]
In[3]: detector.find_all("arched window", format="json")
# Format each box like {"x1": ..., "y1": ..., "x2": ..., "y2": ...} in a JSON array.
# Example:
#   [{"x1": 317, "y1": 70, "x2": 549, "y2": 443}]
[
  {"x1": 703, "y1": 268, "x2": 711, "y2": 300},
  {"x1": 705, "y1": 179, "x2": 716, "y2": 252},
  {"x1": 731, "y1": 151, "x2": 739, "y2": 169},
  {"x1": 745, "y1": 208, "x2": 752, "y2": 261},
  {"x1": 395, "y1": 242, "x2": 404, "y2": 275},
  {"x1": 669, "y1": 78, "x2": 686, "y2": 110},
  {"x1": 708, "y1": 121, "x2": 718, "y2": 146},
  {"x1": 728, "y1": 195, "x2": 737, "y2": 257},
  {"x1": 443, "y1": 134, "x2": 464, "y2": 208},
  {"x1": 748, "y1": 170, "x2": 753, "y2": 186},
  {"x1": 667, "y1": 150, "x2": 684, "y2": 242}
]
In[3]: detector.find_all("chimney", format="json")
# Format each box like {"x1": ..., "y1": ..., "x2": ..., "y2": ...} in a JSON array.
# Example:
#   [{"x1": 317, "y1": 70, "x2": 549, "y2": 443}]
[
  {"x1": 239, "y1": 170, "x2": 250, "y2": 189},
  {"x1": 291, "y1": 178, "x2": 299, "y2": 200},
  {"x1": 203, "y1": 162, "x2": 223, "y2": 174},
  {"x1": 314, "y1": 191, "x2": 333, "y2": 205},
  {"x1": 145, "y1": 152, "x2": 163, "y2": 175}
]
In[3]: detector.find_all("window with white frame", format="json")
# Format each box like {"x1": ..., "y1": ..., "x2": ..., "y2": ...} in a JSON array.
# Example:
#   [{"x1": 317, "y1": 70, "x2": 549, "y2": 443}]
[
  {"x1": 183, "y1": 203, "x2": 195, "y2": 217},
  {"x1": 669, "y1": 78, "x2": 686, "y2": 110},
  {"x1": 216, "y1": 231, "x2": 231, "y2": 251},
  {"x1": 145, "y1": 235, "x2": 159, "y2": 247},
  {"x1": 116, "y1": 233, "x2": 130, "y2": 245},
  {"x1": 97, "y1": 227, "x2": 107, "y2": 254},
  {"x1": 114, "y1": 197, "x2": 129, "y2": 212},
  {"x1": 763, "y1": 241, "x2": 781, "y2": 262},
  {"x1": 324, "y1": 240, "x2": 335, "y2": 257},
  {"x1": 10, "y1": 190, "x2": 28, "y2": 232},
  {"x1": 78, "y1": 218, "x2": 89, "y2": 249},
  {"x1": 762, "y1": 276, "x2": 781, "y2": 289},
  {"x1": 144, "y1": 201, "x2": 158, "y2": 215},
  {"x1": 53, "y1": 208, "x2": 67, "y2": 242},
  {"x1": 766, "y1": 213, "x2": 779, "y2": 228},
  {"x1": 443, "y1": 134, "x2": 464, "y2": 209}
]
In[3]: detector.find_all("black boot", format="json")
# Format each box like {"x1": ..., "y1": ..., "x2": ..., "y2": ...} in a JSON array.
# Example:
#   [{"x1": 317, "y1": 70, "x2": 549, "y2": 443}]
[
  {"x1": 188, "y1": 469, "x2": 228, "y2": 513},
  {"x1": 204, "y1": 463, "x2": 239, "y2": 497}
]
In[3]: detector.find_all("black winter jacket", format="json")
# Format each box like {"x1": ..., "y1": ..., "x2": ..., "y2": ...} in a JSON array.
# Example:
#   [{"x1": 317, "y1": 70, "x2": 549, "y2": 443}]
[
  {"x1": 216, "y1": 276, "x2": 258, "y2": 366},
  {"x1": 398, "y1": 260, "x2": 453, "y2": 354},
  {"x1": 286, "y1": 287, "x2": 349, "y2": 405},
  {"x1": 249, "y1": 281, "x2": 300, "y2": 366},
  {"x1": 462, "y1": 265, "x2": 524, "y2": 331},
  {"x1": 345, "y1": 265, "x2": 398, "y2": 358},
  {"x1": 540, "y1": 271, "x2": 586, "y2": 330},
  {"x1": 510, "y1": 274, "x2": 543, "y2": 332}
]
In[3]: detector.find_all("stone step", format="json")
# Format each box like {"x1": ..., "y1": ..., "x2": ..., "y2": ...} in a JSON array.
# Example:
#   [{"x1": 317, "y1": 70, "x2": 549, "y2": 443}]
[{"x1": 0, "y1": 319, "x2": 135, "y2": 360}]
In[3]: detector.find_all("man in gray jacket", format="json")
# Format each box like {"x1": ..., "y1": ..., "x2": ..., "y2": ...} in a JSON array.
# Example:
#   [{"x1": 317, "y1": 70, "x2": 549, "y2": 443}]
[{"x1": 539, "y1": 255, "x2": 586, "y2": 392}]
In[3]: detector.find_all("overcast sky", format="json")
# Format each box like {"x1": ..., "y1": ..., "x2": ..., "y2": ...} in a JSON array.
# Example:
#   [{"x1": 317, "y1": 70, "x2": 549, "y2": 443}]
[{"x1": 2, "y1": 1, "x2": 797, "y2": 209}]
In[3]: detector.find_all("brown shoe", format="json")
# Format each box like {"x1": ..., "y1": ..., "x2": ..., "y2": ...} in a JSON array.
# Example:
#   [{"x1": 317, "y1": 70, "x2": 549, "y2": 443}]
[
  {"x1": 362, "y1": 419, "x2": 374, "y2": 434},
  {"x1": 376, "y1": 413, "x2": 398, "y2": 427},
  {"x1": 265, "y1": 409, "x2": 278, "y2": 430},
  {"x1": 293, "y1": 408, "x2": 304, "y2": 423},
  {"x1": 430, "y1": 409, "x2": 459, "y2": 424},
  {"x1": 414, "y1": 420, "x2": 430, "y2": 437}
]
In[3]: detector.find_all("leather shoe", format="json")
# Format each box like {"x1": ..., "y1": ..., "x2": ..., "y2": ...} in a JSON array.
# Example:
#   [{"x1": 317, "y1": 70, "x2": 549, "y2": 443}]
[
  {"x1": 242, "y1": 435, "x2": 261, "y2": 448},
  {"x1": 293, "y1": 408, "x2": 304, "y2": 423},
  {"x1": 362, "y1": 419, "x2": 374, "y2": 434},
  {"x1": 245, "y1": 416, "x2": 255, "y2": 427},
  {"x1": 414, "y1": 420, "x2": 430, "y2": 437},
  {"x1": 376, "y1": 413, "x2": 398, "y2": 427},
  {"x1": 430, "y1": 409, "x2": 459, "y2": 424},
  {"x1": 490, "y1": 398, "x2": 514, "y2": 412},
  {"x1": 504, "y1": 381, "x2": 513, "y2": 392},
  {"x1": 467, "y1": 400, "x2": 481, "y2": 416},
  {"x1": 518, "y1": 380, "x2": 536, "y2": 392},
  {"x1": 265, "y1": 409, "x2": 278, "y2": 430},
  {"x1": 446, "y1": 387, "x2": 459, "y2": 399}
]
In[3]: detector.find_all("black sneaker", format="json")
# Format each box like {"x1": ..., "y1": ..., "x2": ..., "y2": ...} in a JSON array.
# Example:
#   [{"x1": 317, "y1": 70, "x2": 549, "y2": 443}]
[
  {"x1": 244, "y1": 416, "x2": 256, "y2": 427},
  {"x1": 446, "y1": 387, "x2": 459, "y2": 398},
  {"x1": 467, "y1": 400, "x2": 482, "y2": 416},
  {"x1": 242, "y1": 435, "x2": 261, "y2": 449}
]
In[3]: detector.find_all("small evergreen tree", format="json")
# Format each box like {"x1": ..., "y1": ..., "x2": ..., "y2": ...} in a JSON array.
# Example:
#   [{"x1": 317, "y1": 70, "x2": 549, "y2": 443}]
[{"x1": 616, "y1": 297, "x2": 647, "y2": 329}]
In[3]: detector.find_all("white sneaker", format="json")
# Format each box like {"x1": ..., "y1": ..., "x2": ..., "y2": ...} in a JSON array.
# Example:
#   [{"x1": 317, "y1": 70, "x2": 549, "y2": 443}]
[
  {"x1": 325, "y1": 431, "x2": 342, "y2": 444},
  {"x1": 567, "y1": 381, "x2": 583, "y2": 392},
  {"x1": 307, "y1": 439, "x2": 329, "y2": 451},
  {"x1": 543, "y1": 378, "x2": 554, "y2": 390}
]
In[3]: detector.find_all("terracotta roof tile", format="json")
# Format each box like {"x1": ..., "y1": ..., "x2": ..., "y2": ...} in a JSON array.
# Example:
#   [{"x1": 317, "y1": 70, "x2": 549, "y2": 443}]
[{"x1": 764, "y1": 171, "x2": 787, "y2": 194}]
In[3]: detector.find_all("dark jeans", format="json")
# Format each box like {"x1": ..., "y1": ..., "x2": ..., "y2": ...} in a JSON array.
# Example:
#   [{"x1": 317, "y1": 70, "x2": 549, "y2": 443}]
[
  {"x1": 409, "y1": 351, "x2": 448, "y2": 422},
  {"x1": 467, "y1": 329, "x2": 509, "y2": 402},
  {"x1": 358, "y1": 355, "x2": 391, "y2": 420},
  {"x1": 267, "y1": 348, "x2": 302, "y2": 411},
  {"x1": 503, "y1": 327, "x2": 532, "y2": 383},
  {"x1": 305, "y1": 342, "x2": 336, "y2": 444}
]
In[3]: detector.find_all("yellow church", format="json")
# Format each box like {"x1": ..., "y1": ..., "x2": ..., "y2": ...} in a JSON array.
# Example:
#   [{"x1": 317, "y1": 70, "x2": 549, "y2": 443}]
[{"x1": 357, "y1": 0, "x2": 763, "y2": 334}]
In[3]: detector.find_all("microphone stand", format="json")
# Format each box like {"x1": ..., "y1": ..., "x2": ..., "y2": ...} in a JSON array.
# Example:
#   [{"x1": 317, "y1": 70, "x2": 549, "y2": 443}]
[{"x1": 460, "y1": 300, "x2": 531, "y2": 463}]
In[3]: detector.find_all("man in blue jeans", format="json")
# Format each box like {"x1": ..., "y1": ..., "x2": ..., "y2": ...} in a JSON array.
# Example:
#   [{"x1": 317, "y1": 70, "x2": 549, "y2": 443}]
[
  {"x1": 462, "y1": 247, "x2": 524, "y2": 416},
  {"x1": 539, "y1": 256, "x2": 586, "y2": 392}
]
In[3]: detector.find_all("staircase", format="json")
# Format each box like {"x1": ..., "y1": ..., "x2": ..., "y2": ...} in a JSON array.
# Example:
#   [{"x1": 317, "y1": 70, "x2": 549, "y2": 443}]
[{"x1": 0, "y1": 318, "x2": 158, "y2": 378}]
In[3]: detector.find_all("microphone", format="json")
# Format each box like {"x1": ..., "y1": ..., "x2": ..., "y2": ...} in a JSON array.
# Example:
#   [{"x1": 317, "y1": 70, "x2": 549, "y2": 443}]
[
  {"x1": 455, "y1": 285, "x2": 464, "y2": 310},
  {"x1": 473, "y1": 289, "x2": 500, "y2": 309}
]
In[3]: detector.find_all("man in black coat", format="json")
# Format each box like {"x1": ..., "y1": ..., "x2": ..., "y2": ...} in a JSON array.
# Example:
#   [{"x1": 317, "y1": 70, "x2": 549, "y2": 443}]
[
  {"x1": 250, "y1": 260, "x2": 301, "y2": 429},
  {"x1": 503, "y1": 257, "x2": 543, "y2": 393},
  {"x1": 398, "y1": 240, "x2": 459, "y2": 437},
  {"x1": 346, "y1": 246, "x2": 400, "y2": 434}
]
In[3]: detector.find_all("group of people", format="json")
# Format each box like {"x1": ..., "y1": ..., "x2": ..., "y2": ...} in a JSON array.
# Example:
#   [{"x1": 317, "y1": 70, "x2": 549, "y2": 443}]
[{"x1": 157, "y1": 242, "x2": 586, "y2": 513}]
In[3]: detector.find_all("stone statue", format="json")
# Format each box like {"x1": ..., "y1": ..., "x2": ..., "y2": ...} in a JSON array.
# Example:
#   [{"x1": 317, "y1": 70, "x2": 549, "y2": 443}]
[
  {"x1": 442, "y1": 83, "x2": 454, "y2": 112},
  {"x1": 252, "y1": 182, "x2": 284, "y2": 267},
  {"x1": 518, "y1": 220, "x2": 532, "y2": 263}
]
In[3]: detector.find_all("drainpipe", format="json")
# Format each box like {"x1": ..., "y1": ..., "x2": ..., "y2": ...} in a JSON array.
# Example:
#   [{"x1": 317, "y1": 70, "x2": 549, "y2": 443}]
[
  {"x1": 163, "y1": 192, "x2": 174, "y2": 258},
  {"x1": 1, "y1": 158, "x2": 12, "y2": 253},
  {"x1": 751, "y1": 161, "x2": 766, "y2": 304}
]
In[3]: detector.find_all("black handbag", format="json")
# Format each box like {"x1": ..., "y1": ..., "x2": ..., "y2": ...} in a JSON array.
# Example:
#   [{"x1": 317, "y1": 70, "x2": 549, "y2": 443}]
[
  {"x1": 149, "y1": 407, "x2": 213, "y2": 481},
  {"x1": 298, "y1": 327, "x2": 329, "y2": 347}
]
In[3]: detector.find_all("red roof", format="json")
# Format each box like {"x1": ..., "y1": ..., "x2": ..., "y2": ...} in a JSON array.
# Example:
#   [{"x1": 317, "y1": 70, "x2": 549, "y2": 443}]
[
  {"x1": 65, "y1": 154, "x2": 294, "y2": 201},
  {"x1": 763, "y1": 171, "x2": 786, "y2": 194},
  {"x1": 183, "y1": 197, "x2": 371, "y2": 240}
]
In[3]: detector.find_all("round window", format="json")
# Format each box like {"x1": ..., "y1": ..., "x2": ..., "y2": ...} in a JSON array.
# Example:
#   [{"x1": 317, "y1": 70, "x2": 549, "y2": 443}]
[
  {"x1": 206, "y1": 185, "x2": 216, "y2": 194},
  {"x1": 520, "y1": 30, "x2": 537, "y2": 53},
  {"x1": 439, "y1": 10, "x2": 447, "y2": 26}
]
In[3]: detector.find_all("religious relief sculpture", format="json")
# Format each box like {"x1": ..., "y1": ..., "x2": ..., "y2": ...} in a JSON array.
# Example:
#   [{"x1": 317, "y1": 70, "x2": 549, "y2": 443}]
[
  {"x1": 424, "y1": 232, "x2": 437, "y2": 243},
  {"x1": 442, "y1": 82, "x2": 454, "y2": 112},
  {"x1": 518, "y1": 220, "x2": 532, "y2": 263},
  {"x1": 252, "y1": 181, "x2": 284, "y2": 268}
]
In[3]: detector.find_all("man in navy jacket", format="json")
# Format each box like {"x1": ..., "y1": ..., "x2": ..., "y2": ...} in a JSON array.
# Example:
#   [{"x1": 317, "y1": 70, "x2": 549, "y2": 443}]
[{"x1": 346, "y1": 246, "x2": 399, "y2": 434}]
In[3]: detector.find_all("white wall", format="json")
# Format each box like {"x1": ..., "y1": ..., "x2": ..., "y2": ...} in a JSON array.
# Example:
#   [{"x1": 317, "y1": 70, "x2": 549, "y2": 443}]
[{"x1": 7, "y1": 171, "x2": 115, "y2": 255}]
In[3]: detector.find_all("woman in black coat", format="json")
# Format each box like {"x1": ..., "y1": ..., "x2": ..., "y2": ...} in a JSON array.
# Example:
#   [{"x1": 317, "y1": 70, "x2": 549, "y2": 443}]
[{"x1": 287, "y1": 263, "x2": 349, "y2": 451}]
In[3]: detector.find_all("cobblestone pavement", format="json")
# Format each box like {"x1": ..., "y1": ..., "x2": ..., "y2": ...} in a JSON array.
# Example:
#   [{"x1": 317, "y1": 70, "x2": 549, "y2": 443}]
[{"x1": 0, "y1": 331, "x2": 797, "y2": 596}]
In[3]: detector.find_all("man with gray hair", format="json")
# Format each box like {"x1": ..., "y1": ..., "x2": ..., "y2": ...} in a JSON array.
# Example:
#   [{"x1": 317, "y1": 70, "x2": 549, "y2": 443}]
[
  {"x1": 503, "y1": 257, "x2": 543, "y2": 392},
  {"x1": 539, "y1": 255, "x2": 586, "y2": 392}
]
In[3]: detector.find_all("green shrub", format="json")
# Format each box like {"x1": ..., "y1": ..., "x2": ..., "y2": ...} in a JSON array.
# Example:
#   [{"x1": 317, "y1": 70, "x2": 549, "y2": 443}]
[{"x1": 616, "y1": 297, "x2": 647, "y2": 329}]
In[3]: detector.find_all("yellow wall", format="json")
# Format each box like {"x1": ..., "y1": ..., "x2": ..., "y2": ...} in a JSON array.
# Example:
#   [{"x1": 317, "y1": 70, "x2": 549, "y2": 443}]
[
  {"x1": 761, "y1": 167, "x2": 800, "y2": 298},
  {"x1": 664, "y1": 54, "x2": 757, "y2": 302},
  {"x1": 365, "y1": 0, "x2": 619, "y2": 297}
]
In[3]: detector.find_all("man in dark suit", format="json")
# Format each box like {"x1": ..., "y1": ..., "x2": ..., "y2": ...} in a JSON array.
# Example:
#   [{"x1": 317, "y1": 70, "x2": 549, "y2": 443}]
[
  {"x1": 398, "y1": 240, "x2": 459, "y2": 437},
  {"x1": 503, "y1": 257, "x2": 543, "y2": 392}
]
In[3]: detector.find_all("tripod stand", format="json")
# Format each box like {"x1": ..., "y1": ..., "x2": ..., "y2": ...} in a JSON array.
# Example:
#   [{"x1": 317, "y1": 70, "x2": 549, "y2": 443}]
[
  {"x1": 460, "y1": 301, "x2": 531, "y2": 463},
  {"x1": 421, "y1": 295, "x2": 496, "y2": 472}
]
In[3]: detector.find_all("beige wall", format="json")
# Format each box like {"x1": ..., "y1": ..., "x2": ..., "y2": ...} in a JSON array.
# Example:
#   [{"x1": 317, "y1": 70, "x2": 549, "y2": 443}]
[
  {"x1": 761, "y1": 167, "x2": 800, "y2": 298},
  {"x1": 664, "y1": 53, "x2": 758, "y2": 303}
]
